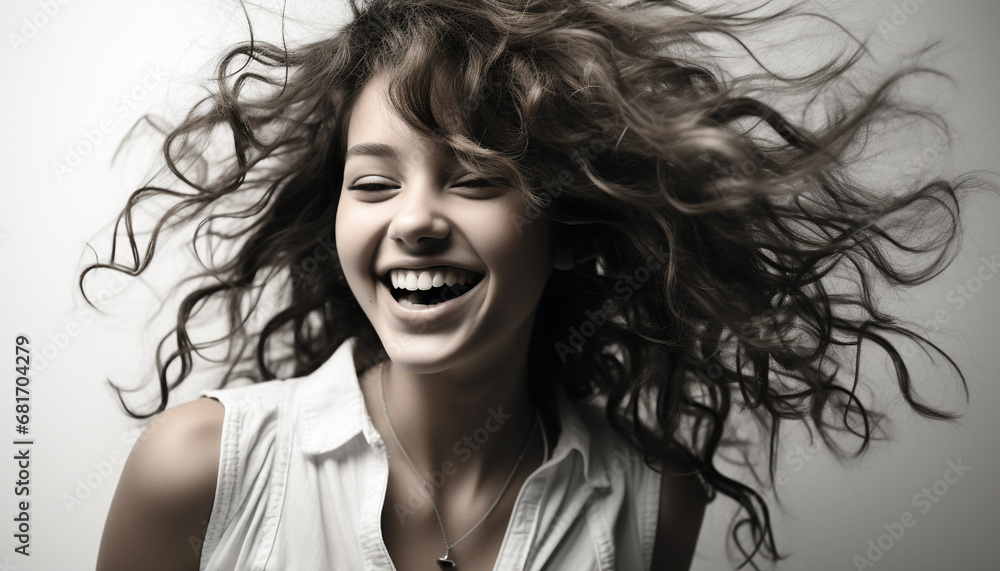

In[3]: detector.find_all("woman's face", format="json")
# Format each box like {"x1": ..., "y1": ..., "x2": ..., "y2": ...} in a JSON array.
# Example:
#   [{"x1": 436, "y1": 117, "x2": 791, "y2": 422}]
[{"x1": 335, "y1": 74, "x2": 570, "y2": 374}]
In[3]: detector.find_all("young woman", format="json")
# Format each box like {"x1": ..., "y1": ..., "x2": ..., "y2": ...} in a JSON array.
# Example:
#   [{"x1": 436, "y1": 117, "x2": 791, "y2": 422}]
[{"x1": 92, "y1": 0, "x2": 980, "y2": 569}]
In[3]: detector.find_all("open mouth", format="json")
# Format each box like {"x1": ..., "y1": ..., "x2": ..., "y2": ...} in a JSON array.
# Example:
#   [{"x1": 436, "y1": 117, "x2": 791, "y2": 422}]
[{"x1": 382, "y1": 267, "x2": 484, "y2": 307}]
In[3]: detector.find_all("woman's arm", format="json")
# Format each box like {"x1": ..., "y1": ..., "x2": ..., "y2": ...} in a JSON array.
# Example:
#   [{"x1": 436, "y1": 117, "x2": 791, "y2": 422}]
[
  {"x1": 96, "y1": 397, "x2": 225, "y2": 571},
  {"x1": 650, "y1": 463, "x2": 708, "y2": 571}
]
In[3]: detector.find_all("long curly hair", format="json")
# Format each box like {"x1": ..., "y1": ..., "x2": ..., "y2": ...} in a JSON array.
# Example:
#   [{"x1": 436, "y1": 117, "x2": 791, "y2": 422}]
[{"x1": 82, "y1": 0, "x2": 980, "y2": 567}]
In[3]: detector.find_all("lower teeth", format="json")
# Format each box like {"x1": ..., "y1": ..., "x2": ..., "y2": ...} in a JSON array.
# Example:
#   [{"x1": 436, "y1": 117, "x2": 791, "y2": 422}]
[
  {"x1": 398, "y1": 296, "x2": 431, "y2": 308},
  {"x1": 396, "y1": 287, "x2": 468, "y2": 307},
  {"x1": 391, "y1": 280, "x2": 479, "y2": 308}
]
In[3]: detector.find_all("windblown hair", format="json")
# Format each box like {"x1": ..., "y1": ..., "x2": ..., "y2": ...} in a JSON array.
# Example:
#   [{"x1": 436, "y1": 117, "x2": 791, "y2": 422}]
[{"x1": 82, "y1": 0, "x2": 977, "y2": 567}]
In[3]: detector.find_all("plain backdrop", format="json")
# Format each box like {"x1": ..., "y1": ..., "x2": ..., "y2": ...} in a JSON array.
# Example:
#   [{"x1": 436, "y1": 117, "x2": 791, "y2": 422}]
[{"x1": 1, "y1": 1, "x2": 998, "y2": 569}]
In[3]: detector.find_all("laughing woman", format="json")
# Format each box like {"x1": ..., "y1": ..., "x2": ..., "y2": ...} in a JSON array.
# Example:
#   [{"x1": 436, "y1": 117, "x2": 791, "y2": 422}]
[{"x1": 92, "y1": 1, "x2": 982, "y2": 569}]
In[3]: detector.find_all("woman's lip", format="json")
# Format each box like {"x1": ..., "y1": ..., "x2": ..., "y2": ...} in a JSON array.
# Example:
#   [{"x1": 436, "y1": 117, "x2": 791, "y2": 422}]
[{"x1": 379, "y1": 272, "x2": 484, "y2": 327}]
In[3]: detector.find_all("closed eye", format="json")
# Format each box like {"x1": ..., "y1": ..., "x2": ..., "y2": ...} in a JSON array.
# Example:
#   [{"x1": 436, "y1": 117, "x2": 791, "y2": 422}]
[
  {"x1": 452, "y1": 178, "x2": 496, "y2": 188},
  {"x1": 347, "y1": 174, "x2": 400, "y2": 192},
  {"x1": 348, "y1": 182, "x2": 398, "y2": 192}
]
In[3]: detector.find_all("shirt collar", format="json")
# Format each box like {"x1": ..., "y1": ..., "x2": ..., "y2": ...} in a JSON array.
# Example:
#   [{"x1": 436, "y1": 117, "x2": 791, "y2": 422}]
[
  {"x1": 296, "y1": 337, "x2": 613, "y2": 489},
  {"x1": 297, "y1": 337, "x2": 380, "y2": 454}
]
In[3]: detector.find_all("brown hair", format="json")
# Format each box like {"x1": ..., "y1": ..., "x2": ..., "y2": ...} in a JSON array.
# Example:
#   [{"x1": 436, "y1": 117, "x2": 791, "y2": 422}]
[{"x1": 82, "y1": 0, "x2": 984, "y2": 567}]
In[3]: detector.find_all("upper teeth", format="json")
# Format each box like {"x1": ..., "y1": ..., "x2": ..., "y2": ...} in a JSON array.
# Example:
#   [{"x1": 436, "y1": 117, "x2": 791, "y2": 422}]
[{"x1": 388, "y1": 268, "x2": 480, "y2": 291}]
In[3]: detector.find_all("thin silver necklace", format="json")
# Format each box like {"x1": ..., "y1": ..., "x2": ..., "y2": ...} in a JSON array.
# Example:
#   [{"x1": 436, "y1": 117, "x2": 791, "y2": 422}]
[{"x1": 378, "y1": 363, "x2": 547, "y2": 570}]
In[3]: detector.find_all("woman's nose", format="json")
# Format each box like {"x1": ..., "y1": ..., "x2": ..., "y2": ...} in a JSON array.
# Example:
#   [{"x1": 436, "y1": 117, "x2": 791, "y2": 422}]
[{"x1": 386, "y1": 184, "x2": 451, "y2": 249}]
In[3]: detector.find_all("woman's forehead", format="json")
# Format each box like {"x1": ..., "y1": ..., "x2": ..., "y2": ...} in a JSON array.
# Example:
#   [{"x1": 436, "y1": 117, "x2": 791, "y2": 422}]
[{"x1": 345, "y1": 74, "x2": 456, "y2": 166}]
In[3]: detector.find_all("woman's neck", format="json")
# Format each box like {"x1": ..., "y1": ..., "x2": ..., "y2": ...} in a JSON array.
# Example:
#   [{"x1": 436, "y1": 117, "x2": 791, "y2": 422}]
[{"x1": 358, "y1": 348, "x2": 539, "y2": 492}]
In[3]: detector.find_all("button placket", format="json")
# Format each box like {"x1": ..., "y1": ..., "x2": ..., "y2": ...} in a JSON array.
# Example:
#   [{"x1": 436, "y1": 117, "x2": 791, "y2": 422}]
[{"x1": 360, "y1": 443, "x2": 395, "y2": 570}]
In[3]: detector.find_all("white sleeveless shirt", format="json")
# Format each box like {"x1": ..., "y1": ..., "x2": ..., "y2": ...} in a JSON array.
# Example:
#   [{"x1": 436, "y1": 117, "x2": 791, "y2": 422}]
[{"x1": 198, "y1": 338, "x2": 663, "y2": 570}]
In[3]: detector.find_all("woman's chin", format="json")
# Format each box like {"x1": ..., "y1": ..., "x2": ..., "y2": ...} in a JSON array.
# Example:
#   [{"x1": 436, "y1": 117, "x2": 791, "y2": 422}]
[{"x1": 376, "y1": 334, "x2": 465, "y2": 374}]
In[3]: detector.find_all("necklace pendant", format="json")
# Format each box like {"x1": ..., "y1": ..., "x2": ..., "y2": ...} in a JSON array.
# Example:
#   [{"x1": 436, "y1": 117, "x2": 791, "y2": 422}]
[{"x1": 436, "y1": 556, "x2": 456, "y2": 569}]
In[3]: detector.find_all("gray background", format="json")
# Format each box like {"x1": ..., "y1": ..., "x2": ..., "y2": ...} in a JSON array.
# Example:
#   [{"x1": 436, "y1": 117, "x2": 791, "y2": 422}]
[{"x1": 1, "y1": 0, "x2": 997, "y2": 569}]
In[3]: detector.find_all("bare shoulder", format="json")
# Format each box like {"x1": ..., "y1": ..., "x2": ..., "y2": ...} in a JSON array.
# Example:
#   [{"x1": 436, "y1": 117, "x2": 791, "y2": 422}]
[
  {"x1": 96, "y1": 397, "x2": 226, "y2": 571},
  {"x1": 649, "y1": 456, "x2": 709, "y2": 571}
]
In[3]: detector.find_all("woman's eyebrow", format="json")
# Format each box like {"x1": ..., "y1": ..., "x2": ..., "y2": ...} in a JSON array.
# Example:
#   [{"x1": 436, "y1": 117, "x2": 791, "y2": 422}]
[{"x1": 344, "y1": 142, "x2": 398, "y2": 161}]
